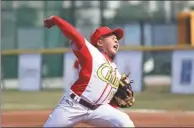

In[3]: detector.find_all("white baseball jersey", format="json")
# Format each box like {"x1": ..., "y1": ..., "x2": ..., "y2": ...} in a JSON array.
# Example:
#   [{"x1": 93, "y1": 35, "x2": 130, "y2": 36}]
[{"x1": 64, "y1": 39, "x2": 121, "y2": 105}]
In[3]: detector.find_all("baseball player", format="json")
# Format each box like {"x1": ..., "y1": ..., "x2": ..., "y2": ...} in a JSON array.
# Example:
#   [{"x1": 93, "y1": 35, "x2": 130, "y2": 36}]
[{"x1": 43, "y1": 15, "x2": 135, "y2": 127}]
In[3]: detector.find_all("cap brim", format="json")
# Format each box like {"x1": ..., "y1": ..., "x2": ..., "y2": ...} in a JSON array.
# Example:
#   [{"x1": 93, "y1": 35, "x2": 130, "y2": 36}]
[{"x1": 112, "y1": 28, "x2": 124, "y2": 40}]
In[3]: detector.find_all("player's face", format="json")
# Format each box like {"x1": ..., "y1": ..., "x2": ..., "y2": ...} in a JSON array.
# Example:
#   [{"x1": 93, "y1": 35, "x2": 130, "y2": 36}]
[{"x1": 100, "y1": 33, "x2": 119, "y2": 57}]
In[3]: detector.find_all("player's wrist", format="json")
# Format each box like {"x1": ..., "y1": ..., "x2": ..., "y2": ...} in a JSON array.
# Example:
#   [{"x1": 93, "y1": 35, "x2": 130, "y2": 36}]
[
  {"x1": 52, "y1": 15, "x2": 65, "y2": 26},
  {"x1": 51, "y1": 15, "x2": 57, "y2": 23}
]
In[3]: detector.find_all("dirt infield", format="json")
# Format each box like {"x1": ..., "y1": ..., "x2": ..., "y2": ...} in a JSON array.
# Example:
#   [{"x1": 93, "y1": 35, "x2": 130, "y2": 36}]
[{"x1": 2, "y1": 109, "x2": 194, "y2": 127}]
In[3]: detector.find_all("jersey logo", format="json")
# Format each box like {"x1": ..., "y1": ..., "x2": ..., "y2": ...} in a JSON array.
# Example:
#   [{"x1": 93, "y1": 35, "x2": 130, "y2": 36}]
[{"x1": 97, "y1": 63, "x2": 120, "y2": 88}]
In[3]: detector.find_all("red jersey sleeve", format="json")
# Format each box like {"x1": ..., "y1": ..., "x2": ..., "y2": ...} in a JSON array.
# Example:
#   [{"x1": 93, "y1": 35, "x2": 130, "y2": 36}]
[
  {"x1": 52, "y1": 16, "x2": 85, "y2": 50},
  {"x1": 74, "y1": 60, "x2": 79, "y2": 69}
]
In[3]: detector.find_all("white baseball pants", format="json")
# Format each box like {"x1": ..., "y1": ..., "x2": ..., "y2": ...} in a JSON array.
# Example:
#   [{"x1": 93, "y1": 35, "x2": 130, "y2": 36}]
[{"x1": 43, "y1": 96, "x2": 135, "y2": 127}]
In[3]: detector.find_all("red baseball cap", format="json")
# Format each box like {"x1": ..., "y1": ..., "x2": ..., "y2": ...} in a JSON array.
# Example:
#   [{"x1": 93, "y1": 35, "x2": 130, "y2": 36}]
[{"x1": 90, "y1": 26, "x2": 124, "y2": 46}]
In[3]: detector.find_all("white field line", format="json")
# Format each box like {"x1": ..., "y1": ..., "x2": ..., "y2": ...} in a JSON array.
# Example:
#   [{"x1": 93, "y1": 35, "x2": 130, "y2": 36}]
[
  {"x1": 3, "y1": 108, "x2": 194, "y2": 116},
  {"x1": 121, "y1": 108, "x2": 194, "y2": 114}
]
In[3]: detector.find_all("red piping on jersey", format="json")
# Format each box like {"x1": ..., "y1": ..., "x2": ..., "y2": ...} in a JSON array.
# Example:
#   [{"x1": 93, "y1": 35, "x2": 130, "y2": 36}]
[
  {"x1": 101, "y1": 68, "x2": 117, "y2": 105},
  {"x1": 100, "y1": 87, "x2": 113, "y2": 104},
  {"x1": 53, "y1": 16, "x2": 92, "y2": 96},
  {"x1": 94, "y1": 83, "x2": 109, "y2": 104},
  {"x1": 101, "y1": 51, "x2": 113, "y2": 63},
  {"x1": 97, "y1": 54, "x2": 115, "y2": 104}
]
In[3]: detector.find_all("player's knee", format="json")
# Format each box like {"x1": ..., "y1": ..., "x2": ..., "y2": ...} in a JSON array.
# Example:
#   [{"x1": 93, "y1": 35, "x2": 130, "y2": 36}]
[{"x1": 117, "y1": 113, "x2": 135, "y2": 127}]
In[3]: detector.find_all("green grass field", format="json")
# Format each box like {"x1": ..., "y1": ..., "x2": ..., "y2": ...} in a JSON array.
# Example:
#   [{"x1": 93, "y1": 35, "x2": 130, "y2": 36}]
[{"x1": 2, "y1": 86, "x2": 194, "y2": 111}]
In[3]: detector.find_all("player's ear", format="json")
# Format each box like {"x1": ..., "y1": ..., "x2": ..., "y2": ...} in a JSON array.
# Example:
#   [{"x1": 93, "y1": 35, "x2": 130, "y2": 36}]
[
  {"x1": 96, "y1": 38, "x2": 104, "y2": 48},
  {"x1": 97, "y1": 41, "x2": 102, "y2": 47}
]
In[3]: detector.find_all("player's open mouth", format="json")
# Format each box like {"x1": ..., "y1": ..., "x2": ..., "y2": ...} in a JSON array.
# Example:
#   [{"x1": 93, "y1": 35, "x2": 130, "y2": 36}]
[{"x1": 113, "y1": 45, "x2": 118, "y2": 51}]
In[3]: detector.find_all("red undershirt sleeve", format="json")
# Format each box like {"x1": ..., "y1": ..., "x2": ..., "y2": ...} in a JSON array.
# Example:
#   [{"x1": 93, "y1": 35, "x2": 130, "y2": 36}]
[
  {"x1": 52, "y1": 16, "x2": 85, "y2": 50},
  {"x1": 52, "y1": 16, "x2": 92, "y2": 68}
]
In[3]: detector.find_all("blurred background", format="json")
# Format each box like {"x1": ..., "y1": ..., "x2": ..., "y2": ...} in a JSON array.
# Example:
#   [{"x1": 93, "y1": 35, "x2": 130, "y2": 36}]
[
  {"x1": 2, "y1": 0, "x2": 194, "y2": 79},
  {"x1": 1, "y1": 1, "x2": 194, "y2": 112}
]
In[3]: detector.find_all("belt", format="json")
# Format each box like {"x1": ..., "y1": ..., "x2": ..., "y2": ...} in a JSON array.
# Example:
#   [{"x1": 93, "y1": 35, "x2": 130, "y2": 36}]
[{"x1": 70, "y1": 93, "x2": 100, "y2": 110}]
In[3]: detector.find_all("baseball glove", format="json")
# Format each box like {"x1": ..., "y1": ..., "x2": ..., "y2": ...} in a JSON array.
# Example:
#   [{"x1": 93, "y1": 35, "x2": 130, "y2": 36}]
[{"x1": 110, "y1": 73, "x2": 135, "y2": 108}]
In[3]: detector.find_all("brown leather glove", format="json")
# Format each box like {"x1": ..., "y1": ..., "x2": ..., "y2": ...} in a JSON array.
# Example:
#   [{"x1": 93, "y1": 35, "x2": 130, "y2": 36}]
[{"x1": 110, "y1": 73, "x2": 135, "y2": 108}]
